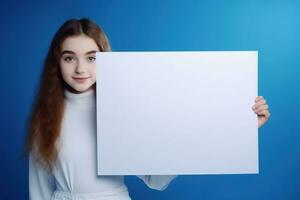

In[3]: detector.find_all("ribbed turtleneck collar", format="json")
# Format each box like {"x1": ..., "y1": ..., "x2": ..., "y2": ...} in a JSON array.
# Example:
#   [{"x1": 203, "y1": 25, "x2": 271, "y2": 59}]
[{"x1": 64, "y1": 89, "x2": 96, "y2": 108}]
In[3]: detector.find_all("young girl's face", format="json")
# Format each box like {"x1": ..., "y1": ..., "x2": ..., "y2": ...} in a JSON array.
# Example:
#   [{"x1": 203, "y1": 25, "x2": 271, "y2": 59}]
[{"x1": 59, "y1": 34, "x2": 99, "y2": 93}]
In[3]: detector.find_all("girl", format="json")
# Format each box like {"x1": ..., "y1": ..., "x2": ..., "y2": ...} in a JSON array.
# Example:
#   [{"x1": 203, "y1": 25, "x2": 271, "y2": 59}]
[{"x1": 25, "y1": 18, "x2": 271, "y2": 200}]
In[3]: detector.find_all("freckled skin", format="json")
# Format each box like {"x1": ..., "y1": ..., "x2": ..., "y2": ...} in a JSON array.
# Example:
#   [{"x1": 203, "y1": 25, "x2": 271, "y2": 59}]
[{"x1": 59, "y1": 34, "x2": 99, "y2": 94}]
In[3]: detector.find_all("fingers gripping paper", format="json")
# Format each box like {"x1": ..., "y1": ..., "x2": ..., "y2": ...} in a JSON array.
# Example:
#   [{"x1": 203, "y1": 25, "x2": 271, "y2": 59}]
[{"x1": 96, "y1": 51, "x2": 258, "y2": 175}]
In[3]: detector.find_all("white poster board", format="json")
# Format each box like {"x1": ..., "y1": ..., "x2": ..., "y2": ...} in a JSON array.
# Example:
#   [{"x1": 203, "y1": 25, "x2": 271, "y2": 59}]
[{"x1": 96, "y1": 51, "x2": 258, "y2": 175}]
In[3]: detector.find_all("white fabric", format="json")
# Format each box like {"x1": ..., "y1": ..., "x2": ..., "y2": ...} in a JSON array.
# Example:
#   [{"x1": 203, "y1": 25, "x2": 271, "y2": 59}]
[
  {"x1": 29, "y1": 89, "x2": 177, "y2": 200},
  {"x1": 51, "y1": 185, "x2": 130, "y2": 200}
]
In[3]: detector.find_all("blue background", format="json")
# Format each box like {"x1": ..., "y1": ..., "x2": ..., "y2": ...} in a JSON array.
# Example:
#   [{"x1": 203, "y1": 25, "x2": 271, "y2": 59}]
[{"x1": 0, "y1": 0, "x2": 299, "y2": 199}]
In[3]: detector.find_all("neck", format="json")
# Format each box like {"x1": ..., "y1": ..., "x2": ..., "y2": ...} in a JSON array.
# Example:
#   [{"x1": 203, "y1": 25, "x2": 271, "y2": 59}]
[{"x1": 64, "y1": 88, "x2": 96, "y2": 108}]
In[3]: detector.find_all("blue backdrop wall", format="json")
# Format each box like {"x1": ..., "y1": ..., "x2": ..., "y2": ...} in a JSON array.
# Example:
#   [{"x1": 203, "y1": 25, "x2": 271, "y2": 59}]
[{"x1": 0, "y1": 0, "x2": 299, "y2": 199}]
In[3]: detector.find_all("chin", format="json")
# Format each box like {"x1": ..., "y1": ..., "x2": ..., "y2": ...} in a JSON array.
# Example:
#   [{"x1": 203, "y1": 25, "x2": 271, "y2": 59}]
[{"x1": 71, "y1": 84, "x2": 94, "y2": 93}]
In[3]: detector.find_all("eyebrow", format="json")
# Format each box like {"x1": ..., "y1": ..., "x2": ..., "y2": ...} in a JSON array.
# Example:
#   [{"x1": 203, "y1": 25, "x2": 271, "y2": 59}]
[{"x1": 60, "y1": 50, "x2": 99, "y2": 56}]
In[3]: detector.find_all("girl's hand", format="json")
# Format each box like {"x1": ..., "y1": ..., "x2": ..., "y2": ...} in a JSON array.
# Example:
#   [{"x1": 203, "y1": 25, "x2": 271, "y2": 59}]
[{"x1": 252, "y1": 96, "x2": 271, "y2": 128}]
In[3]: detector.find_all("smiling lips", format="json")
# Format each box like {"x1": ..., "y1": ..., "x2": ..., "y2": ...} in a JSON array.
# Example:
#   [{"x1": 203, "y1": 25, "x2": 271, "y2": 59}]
[{"x1": 72, "y1": 76, "x2": 90, "y2": 83}]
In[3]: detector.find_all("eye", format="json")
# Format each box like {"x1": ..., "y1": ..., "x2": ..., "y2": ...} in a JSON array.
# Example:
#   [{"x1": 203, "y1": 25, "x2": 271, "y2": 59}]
[
  {"x1": 87, "y1": 56, "x2": 96, "y2": 62},
  {"x1": 63, "y1": 56, "x2": 75, "y2": 63}
]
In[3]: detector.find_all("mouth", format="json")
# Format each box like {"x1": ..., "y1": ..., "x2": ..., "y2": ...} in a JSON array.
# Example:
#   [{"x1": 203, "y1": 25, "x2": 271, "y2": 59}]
[{"x1": 72, "y1": 76, "x2": 90, "y2": 83}]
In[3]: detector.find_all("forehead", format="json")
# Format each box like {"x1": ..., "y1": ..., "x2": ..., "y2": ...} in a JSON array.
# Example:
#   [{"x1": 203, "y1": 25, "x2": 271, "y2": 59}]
[{"x1": 61, "y1": 34, "x2": 100, "y2": 54}]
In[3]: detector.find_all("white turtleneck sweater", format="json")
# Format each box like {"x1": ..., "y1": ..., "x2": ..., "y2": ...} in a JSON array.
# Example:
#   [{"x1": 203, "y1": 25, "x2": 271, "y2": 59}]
[{"x1": 29, "y1": 89, "x2": 177, "y2": 200}]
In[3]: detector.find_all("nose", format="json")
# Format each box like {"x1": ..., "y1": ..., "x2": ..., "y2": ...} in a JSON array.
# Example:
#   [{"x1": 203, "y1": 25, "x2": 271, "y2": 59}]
[{"x1": 75, "y1": 60, "x2": 85, "y2": 74}]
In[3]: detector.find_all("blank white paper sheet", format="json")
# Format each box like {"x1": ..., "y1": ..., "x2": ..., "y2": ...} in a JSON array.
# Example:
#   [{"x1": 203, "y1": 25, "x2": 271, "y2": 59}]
[{"x1": 96, "y1": 51, "x2": 258, "y2": 175}]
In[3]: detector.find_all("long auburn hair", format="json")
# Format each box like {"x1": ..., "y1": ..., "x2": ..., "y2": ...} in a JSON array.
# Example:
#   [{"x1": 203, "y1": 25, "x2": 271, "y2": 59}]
[{"x1": 25, "y1": 18, "x2": 111, "y2": 170}]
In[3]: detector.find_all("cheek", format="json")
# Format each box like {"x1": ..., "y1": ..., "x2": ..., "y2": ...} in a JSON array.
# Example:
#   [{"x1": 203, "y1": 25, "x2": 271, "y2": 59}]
[
  {"x1": 89, "y1": 64, "x2": 97, "y2": 77},
  {"x1": 89, "y1": 67, "x2": 96, "y2": 85},
  {"x1": 60, "y1": 63, "x2": 74, "y2": 80}
]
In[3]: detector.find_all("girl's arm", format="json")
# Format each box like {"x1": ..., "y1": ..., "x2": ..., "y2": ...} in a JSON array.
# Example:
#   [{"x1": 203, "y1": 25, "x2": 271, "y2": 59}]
[
  {"x1": 29, "y1": 150, "x2": 55, "y2": 200},
  {"x1": 136, "y1": 175, "x2": 177, "y2": 191}
]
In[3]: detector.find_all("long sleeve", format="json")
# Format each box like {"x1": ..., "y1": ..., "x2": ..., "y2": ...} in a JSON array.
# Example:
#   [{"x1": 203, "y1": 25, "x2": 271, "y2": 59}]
[
  {"x1": 29, "y1": 151, "x2": 56, "y2": 200},
  {"x1": 136, "y1": 175, "x2": 177, "y2": 191}
]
